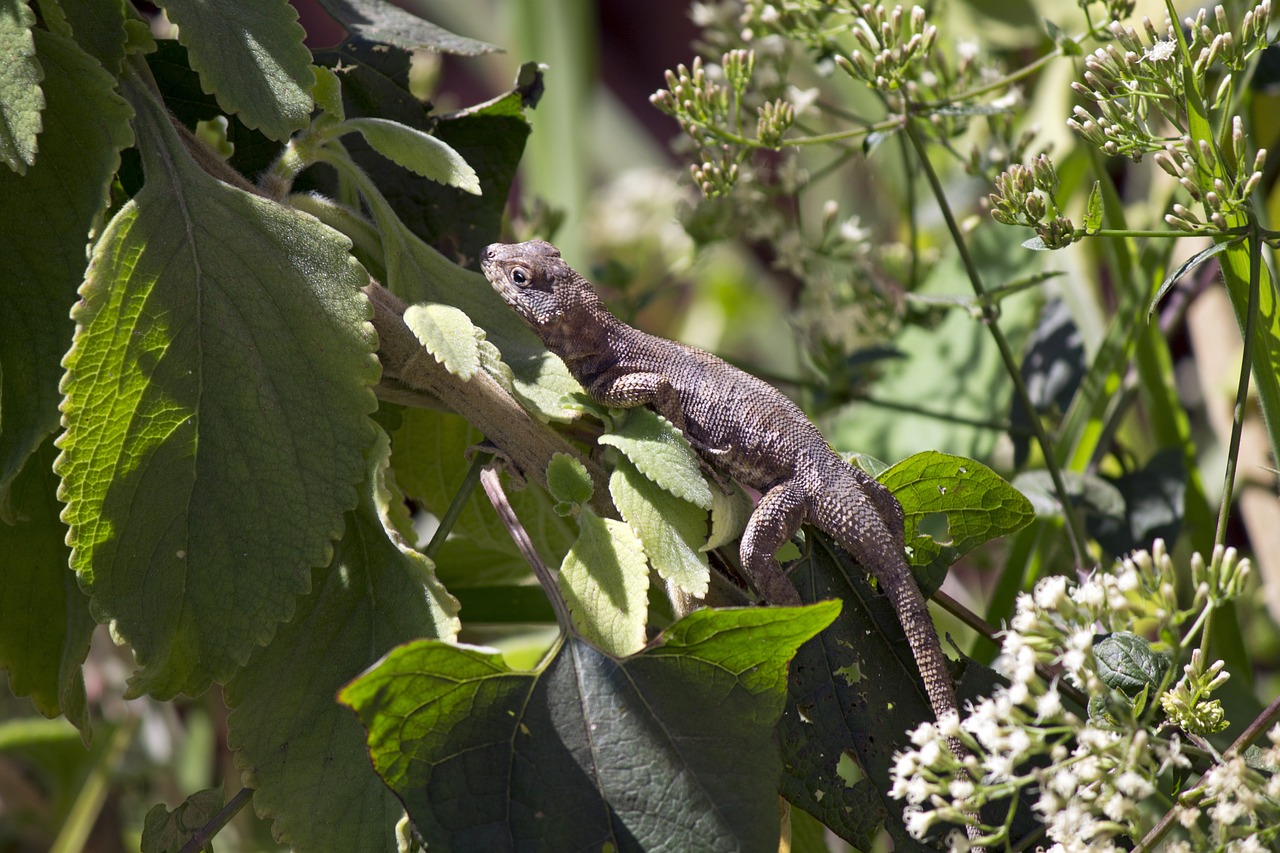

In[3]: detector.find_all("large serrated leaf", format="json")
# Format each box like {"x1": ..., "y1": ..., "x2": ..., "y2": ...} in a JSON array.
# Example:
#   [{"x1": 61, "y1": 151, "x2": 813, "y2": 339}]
[
  {"x1": 59, "y1": 0, "x2": 128, "y2": 76},
  {"x1": 339, "y1": 602, "x2": 840, "y2": 853},
  {"x1": 341, "y1": 117, "x2": 480, "y2": 194},
  {"x1": 225, "y1": 428, "x2": 457, "y2": 853},
  {"x1": 0, "y1": 28, "x2": 132, "y2": 517},
  {"x1": 159, "y1": 0, "x2": 313, "y2": 140},
  {"x1": 56, "y1": 72, "x2": 379, "y2": 699},
  {"x1": 403, "y1": 302, "x2": 481, "y2": 380},
  {"x1": 558, "y1": 507, "x2": 649, "y2": 656},
  {"x1": 0, "y1": 436, "x2": 94, "y2": 737},
  {"x1": 609, "y1": 455, "x2": 710, "y2": 599},
  {"x1": 0, "y1": 0, "x2": 42, "y2": 174},
  {"x1": 314, "y1": 0, "x2": 498, "y2": 54},
  {"x1": 598, "y1": 407, "x2": 713, "y2": 509},
  {"x1": 880, "y1": 451, "x2": 1036, "y2": 591}
]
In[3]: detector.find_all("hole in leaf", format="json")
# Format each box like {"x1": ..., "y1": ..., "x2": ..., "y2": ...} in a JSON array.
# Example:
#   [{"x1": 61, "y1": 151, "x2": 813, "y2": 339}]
[{"x1": 918, "y1": 511, "x2": 951, "y2": 544}]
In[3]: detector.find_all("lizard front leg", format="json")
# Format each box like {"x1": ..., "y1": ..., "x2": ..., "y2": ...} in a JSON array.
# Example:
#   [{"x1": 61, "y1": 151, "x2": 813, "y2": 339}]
[{"x1": 739, "y1": 481, "x2": 806, "y2": 606}]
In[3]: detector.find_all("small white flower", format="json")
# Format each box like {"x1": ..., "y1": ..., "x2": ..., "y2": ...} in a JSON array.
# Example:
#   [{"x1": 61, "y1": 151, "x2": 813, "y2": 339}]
[
  {"x1": 839, "y1": 215, "x2": 870, "y2": 243},
  {"x1": 1144, "y1": 39, "x2": 1177, "y2": 62},
  {"x1": 785, "y1": 85, "x2": 819, "y2": 116},
  {"x1": 1034, "y1": 575, "x2": 1069, "y2": 609},
  {"x1": 957, "y1": 38, "x2": 980, "y2": 61}
]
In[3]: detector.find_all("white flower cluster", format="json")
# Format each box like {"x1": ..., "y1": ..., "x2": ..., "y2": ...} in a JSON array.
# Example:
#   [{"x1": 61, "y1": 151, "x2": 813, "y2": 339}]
[{"x1": 889, "y1": 542, "x2": 1275, "y2": 851}]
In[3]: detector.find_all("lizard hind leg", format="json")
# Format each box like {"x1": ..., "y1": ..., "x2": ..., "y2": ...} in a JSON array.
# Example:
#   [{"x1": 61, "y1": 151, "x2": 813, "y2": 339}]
[{"x1": 740, "y1": 482, "x2": 807, "y2": 606}]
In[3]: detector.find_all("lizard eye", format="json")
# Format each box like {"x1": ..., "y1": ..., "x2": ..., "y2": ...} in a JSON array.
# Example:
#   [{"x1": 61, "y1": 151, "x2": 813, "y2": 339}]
[{"x1": 511, "y1": 267, "x2": 529, "y2": 286}]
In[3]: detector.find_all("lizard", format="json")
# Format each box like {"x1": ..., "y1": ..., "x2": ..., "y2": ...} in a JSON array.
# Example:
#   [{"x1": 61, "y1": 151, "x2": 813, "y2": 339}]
[{"x1": 480, "y1": 239, "x2": 964, "y2": 760}]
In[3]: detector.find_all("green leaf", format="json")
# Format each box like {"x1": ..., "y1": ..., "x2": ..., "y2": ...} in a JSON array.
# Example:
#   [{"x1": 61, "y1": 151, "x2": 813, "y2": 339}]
[
  {"x1": 1093, "y1": 632, "x2": 1170, "y2": 698},
  {"x1": 314, "y1": 41, "x2": 537, "y2": 265},
  {"x1": 320, "y1": 145, "x2": 581, "y2": 422},
  {"x1": 609, "y1": 455, "x2": 710, "y2": 599},
  {"x1": 705, "y1": 482, "x2": 753, "y2": 551},
  {"x1": 57, "y1": 73, "x2": 379, "y2": 698},
  {"x1": 1148, "y1": 239, "x2": 1237, "y2": 319},
  {"x1": 402, "y1": 302, "x2": 482, "y2": 380},
  {"x1": 0, "y1": 436, "x2": 94, "y2": 736},
  {"x1": 145, "y1": 40, "x2": 280, "y2": 184},
  {"x1": 313, "y1": 0, "x2": 498, "y2": 54},
  {"x1": 226, "y1": 427, "x2": 457, "y2": 852},
  {"x1": 1021, "y1": 235, "x2": 1050, "y2": 250},
  {"x1": 141, "y1": 788, "x2": 223, "y2": 853},
  {"x1": 1083, "y1": 180, "x2": 1103, "y2": 232},
  {"x1": 1013, "y1": 468, "x2": 1125, "y2": 521},
  {"x1": 1088, "y1": 447, "x2": 1186, "y2": 558},
  {"x1": 59, "y1": 0, "x2": 129, "y2": 76},
  {"x1": 339, "y1": 602, "x2": 840, "y2": 853},
  {"x1": 558, "y1": 507, "x2": 649, "y2": 656},
  {"x1": 546, "y1": 452, "x2": 593, "y2": 507},
  {"x1": 340, "y1": 117, "x2": 480, "y2": 194},
  {"x1": 598, "y1": 407, "x2": 713, "y2": 509},
  {"x1": 390, "y1": 408, "x2": 576, "y2": 586},
  {"x1": 880, "y1": 451, "x2": 1036, "y2": 590},
  {"x1": 312, "y1": 64, "x2": 345, "y2": 121},
  {"x1": 0, "y1": 28, "x2": 132, "y2": 516},
  {"x1": 779, "y1": 534, "x2": 994, "y2": 849},
  {"x1": 159, "y1": 0, "x2": 314, "y2": 140},
  {"x1": 0, "y1": 0, "x2": 41, "y2": 174}
]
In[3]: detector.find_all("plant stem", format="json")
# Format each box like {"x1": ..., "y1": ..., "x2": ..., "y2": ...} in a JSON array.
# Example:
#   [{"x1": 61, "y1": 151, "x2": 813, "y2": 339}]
[
  {"x1": 178, "y1": 788, "x2": 254, "y2": 853},
  {"x1": 901, "y1": 118, "x2": 1089, "y2": 568},
  {"x1": 423, "y1": 451, "x2": 492, "y2": 560},
  {"x1": 1215, "y1": 223, "x2": 1262, "y2": 549}
]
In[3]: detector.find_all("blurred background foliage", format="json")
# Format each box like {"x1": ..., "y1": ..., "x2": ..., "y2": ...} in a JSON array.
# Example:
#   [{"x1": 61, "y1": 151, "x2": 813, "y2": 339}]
[{"x1": 6, "y1": 0, "x2": 1280, "y2": 850}]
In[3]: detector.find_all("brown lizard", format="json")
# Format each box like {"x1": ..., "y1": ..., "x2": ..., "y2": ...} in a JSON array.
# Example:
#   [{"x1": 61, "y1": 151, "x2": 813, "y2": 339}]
[{"x1": 480, "y1": 239, "x2": 964, "y2": 759}]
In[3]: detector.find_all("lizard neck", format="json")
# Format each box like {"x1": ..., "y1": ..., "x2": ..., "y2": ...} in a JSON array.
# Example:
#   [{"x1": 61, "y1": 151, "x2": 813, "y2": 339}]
[{"x1": 539, "y1": 273, "x2": 627, "y2": 374}]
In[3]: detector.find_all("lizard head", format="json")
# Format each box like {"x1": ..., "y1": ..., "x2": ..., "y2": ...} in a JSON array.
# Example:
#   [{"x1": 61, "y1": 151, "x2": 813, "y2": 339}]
[{"x1": 481, "y1": 240, "x2": 581, "y2": 329}]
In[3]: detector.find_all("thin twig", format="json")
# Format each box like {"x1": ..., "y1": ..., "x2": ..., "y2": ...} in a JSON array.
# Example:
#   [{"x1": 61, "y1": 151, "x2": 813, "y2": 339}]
[
  {"x1": 423, "y1": 451, "x2": 492, "y2": 560},
  {"x1": 479, "y1": 466, "x2": 572, "y2": 629},
  {"x1": 178, "y1": 787, "x2": 254, "y2": 853}
]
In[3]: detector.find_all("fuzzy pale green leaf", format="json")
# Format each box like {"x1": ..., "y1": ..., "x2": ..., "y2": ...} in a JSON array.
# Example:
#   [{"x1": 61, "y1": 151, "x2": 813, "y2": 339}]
[
  {"x1": 225, "y1": 428, "x2": 456, "y2": 852},
  {"x1": 609, "y1": 455, "x2": 709, "y2": 599},
  {"x1": 322, "y1": 147, "x2": 581, "y2": 422},
  {"x1": 558, "y1": 507, "x2": 649, "y2": 656},
  {"x1": 0, "y1": 28, "x2": 132, "y2": 517},
  {"x1": 56, "y1": 73, "x2": 378, "y2": 699},
  {"x1": 704, "y1": 481, "x2": 753, "y2": 551},
  {"x1": 546, "y1": 452, "x2": 593, "y2": 507},
  {"x1": 159, "y1": 0, "x2": 313, "y2": 140},
  {"x1": 339, "y1": 602, "x2": 839, "y2": 852},
  {"x1": 341, "y1": 117, "x2": 480, "y2": 195},
  {"x1": 403, "y1": 302, "x2": 481, "y2": 380},
  {"x1": 598, "y1": 408, "x2": 712, "y2": 509},
  {"x1": 0, "y1": 0, "x2": 41, "y2": 174}
]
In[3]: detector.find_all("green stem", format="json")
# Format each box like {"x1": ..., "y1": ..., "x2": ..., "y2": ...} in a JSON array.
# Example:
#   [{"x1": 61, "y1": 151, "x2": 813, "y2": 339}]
[
  {"x1": 177, "y1": 788, "x2": 254, "y2": 853},
  {"x1": 1083, "y1": 225, "x2": 1249, "y2": 240},
  {"x1": 424, "y1": 451, "x2": 492, "y2": 561},
  {"x1": 901, "y1": 118, "x2": 1089, "y2": 568},
  {"x1": 51, "y1": 717, "x2": 139, "y2": 853},
  {"x1": 1215, "y1": 224, "x2": 1262, "y2": 548},
  {"x1": 918, "y1": 47, "x2": 1067, "y2": 110}
]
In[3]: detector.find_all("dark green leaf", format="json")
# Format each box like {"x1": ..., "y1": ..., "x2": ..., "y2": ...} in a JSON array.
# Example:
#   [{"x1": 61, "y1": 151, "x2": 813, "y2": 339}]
[
  {"x1": 59, "y1": 0, "x2": 129, "y2": 76},
  {"x1": 1013, "y1": 469, "x2": 1125, "y2": 521},
  {"x1": 141, "y1": 788, "x2": 223, "y2": 853},
  {"x1": 145, "y1": 40, "x2": 280, "y2": 183},
  {"x1": 1011, "y1": 298, "x2": 1086, "y2": 467},
  {"x1": 314, "y1": 0, "x2": 497, "y2": 54},
  {"x1": 779, "y1": 534, "x2": 998, "y2": 848},
  {"x1": 159, "y1": 0, "x2": 314, "y2": 140},
  {"x1": 339, "y1": 602, "x2": 839, "y2": 853},
  {"x1": 340, "y1": 116, "x2": 481, "y2": 194},
  {"x1": 1148, "y1": 239, "x2": 1236, "y2": 319},
  {"x1": 1044, "y1": 18, "x2": 1082, "y2": 55},
  {"x1": 1088, "y1": 448, "x2": 1186, "y2": 558},
  {"x1": 1093, "y1": 632, "x2": 1170, "y2": 697},
  {"x1": 57, "y1": 74, "x2": 379, "y2": 698},
  {"x1": 225, "y1": 429, "x2": 457, "y2": 852},
  {"x1": 0, "y1": 436, "x2": 94, "y2": 736},
  {"x1": 0, "y1": 28, "x2": 132, "y2": 516}
]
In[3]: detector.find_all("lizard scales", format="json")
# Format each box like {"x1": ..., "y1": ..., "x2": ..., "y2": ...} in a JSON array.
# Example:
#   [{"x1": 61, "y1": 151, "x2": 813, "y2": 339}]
[{"x1": 481, "y1": 239, "x2": 961, "y2": 747}]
